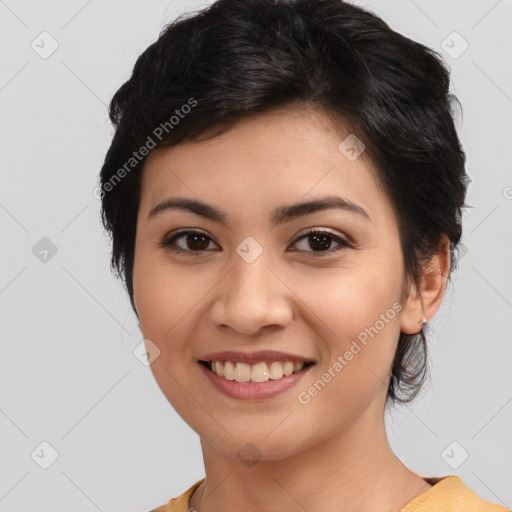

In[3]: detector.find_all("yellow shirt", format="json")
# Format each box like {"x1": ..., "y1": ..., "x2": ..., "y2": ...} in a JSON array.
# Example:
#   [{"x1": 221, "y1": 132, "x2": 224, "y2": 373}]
[{"x1": 150, "y1": 475, "x2": 510, "y2": 512}]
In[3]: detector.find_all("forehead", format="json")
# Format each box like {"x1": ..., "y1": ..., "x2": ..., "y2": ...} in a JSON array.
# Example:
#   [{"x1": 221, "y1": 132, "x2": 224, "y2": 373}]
[{"x1": 138, "y1": 107, "x2": 391, "y2": 226}]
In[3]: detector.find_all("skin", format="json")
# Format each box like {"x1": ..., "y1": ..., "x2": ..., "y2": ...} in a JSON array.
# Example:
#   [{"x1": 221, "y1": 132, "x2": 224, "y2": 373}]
[{"x1": 132, "y1": 105, "x2": 451, "y2": 512}]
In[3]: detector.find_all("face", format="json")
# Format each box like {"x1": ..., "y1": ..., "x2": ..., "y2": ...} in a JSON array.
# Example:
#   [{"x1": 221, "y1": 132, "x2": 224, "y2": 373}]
[{"x1": 132, "y1": 106, "x2": 418, "y2": 461}]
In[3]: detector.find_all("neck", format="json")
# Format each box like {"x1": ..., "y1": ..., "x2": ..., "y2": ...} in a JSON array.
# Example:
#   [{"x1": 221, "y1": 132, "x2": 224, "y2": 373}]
[{"x1": 189, "y1": 401, "x2": 432, "y2": 512}]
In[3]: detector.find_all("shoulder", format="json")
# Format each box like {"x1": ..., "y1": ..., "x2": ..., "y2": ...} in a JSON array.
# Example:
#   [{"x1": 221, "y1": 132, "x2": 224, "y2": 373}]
[
  {"x1": 402, "y1": 475, "x2": 510, "y2": 512},
  {"x1": 148, "y1": 478, "x2": 205, "y2": 512}
]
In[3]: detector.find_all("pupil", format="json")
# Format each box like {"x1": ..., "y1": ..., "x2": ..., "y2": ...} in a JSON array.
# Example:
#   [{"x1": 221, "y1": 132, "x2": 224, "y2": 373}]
[
  {"x1": 187, "y1": 234, "x2": 209, "y2": 250},
  {"x1": 310, "y1": 233, "x2": 330, "y2": 251}
]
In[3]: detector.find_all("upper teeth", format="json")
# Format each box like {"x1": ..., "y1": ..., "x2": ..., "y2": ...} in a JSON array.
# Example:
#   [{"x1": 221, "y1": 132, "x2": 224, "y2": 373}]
[{"x1": 210, "y1": 361, "x2": 306, "y2": 382}]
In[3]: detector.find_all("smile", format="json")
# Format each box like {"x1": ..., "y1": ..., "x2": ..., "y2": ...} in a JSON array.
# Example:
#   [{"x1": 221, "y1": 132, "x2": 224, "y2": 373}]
[{"x1": 198, "y1": 360, "x2": 316, "y2": 400}]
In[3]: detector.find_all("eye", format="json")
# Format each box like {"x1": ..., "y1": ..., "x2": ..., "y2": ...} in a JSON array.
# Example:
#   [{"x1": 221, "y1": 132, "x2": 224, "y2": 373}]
[
  {"x1": 290, "y1": 228, "x2": 352, "y2": 257},
  {"x1": 159, "y1": 228, "x2": 352, "y2": 257},
  {"x1": 159, "y1": 229, "x2": 218, "y2": 256}
]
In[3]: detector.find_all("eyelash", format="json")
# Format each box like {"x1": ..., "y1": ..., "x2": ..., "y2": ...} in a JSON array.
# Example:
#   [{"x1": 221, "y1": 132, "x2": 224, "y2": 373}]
[{"x1": 159, "y1": 227, "x2": 352, "y2": 257}]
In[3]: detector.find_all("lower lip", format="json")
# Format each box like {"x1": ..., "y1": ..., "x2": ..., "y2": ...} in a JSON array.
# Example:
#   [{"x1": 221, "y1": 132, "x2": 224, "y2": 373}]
[{"x1": 198, "y1": 362, "x2": 314, "y2": 400}]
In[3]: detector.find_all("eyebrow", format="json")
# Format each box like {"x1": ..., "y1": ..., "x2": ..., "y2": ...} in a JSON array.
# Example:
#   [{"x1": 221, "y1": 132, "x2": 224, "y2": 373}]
[{"x1": 147, "y1": 195, "x2": 371, "y2": 225}]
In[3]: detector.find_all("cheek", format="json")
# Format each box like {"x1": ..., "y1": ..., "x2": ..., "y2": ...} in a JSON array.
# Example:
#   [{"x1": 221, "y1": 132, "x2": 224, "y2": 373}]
[
  {"x1": 133, "y1": 256, "x2": 186, "y2": 383},
  {"x1": 298, "y1": 286, "x2": 401, "y2": 426},
  {"x1": 298, "y1": 256, "x2": 401, "y2": 335},
  {"x1": 132, "y1": 249, "x2": 219, "y2": 392},
  {"x1": 299, "y1": 262, "x2": 402, "y2": 385},
  {"x1": 133, "y1": 245, "x2": 199, "y2": 336},
  {"x1": 133, "y1": 256, "x2": 207, "y2": 421}
]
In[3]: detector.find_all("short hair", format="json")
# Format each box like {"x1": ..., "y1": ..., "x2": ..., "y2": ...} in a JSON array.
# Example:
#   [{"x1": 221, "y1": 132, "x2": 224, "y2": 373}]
[{"x1": 99, "y1": 0, "x2": 469, "y2": 406}]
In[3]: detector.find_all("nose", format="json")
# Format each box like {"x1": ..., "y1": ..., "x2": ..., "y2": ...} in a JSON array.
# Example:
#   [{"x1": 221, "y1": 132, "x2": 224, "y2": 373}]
[{"x1": 209, "y1": 247, "x2": 293, "y2": 336}]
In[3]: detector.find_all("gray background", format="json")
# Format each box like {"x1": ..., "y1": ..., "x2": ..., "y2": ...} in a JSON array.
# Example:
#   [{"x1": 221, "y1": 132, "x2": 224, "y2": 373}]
[{"x1": 1, "y1": 0, "x2": 511, "y2": 511}]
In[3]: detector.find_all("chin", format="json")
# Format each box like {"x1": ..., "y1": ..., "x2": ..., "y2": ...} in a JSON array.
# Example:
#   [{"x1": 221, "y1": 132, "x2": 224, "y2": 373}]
[{"x1": 198, "y1": 425, "x2": 315, "y2": 463}]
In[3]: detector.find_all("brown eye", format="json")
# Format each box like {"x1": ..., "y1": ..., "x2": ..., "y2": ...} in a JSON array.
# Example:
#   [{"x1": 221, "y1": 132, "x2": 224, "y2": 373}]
[
  {"x1": 160, "y1": 229, "x2": 217, "y2": 255},
  {"x1": 291, "y1": 229, "x2": 351, "y2": 256},
  {"x1": 159, "y1": 228, "x2": 351, "y2": 257}
]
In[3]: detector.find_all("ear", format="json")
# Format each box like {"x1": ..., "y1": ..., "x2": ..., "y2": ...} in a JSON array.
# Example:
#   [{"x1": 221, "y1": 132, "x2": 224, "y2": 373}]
[{"x1": 400, "y1": 234, "x2": 451, "y2": 335}]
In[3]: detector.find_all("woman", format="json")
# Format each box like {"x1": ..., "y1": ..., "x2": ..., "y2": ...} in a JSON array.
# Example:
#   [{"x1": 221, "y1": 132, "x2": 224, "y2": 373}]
[{"x1": 98, "y1": 0, "x2": 509, "y2": 510}]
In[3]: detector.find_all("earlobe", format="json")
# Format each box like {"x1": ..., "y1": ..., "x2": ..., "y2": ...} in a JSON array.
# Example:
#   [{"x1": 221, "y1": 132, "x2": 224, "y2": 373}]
[
  {"x1": 399, "y1": 234, "x2": 451, "y2": 335},
  {"x1": 400, "y1": 284, "x2": 427, "y2": 335}
]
